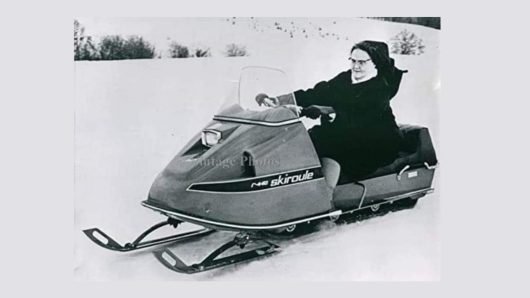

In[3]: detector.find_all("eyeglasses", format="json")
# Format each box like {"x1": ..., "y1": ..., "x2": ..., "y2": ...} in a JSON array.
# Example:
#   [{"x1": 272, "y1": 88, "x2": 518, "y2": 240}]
[{"x1": 348, "y1": 57, "x2": 371, "y2": 66}]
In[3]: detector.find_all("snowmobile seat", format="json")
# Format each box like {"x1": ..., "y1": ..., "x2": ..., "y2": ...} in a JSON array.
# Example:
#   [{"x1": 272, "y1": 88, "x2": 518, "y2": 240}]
[{"x1": 338, "y1": 124, "x2": 437, "y2": 185}]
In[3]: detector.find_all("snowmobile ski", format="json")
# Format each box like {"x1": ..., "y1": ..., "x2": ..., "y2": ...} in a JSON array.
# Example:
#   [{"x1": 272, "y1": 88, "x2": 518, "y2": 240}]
[
  {"x1": 83, "y1": 218, "x2": 214, "y2": 252},
  {"x1": 153, "y1": 233, "x2": 279, "y2": 274}
]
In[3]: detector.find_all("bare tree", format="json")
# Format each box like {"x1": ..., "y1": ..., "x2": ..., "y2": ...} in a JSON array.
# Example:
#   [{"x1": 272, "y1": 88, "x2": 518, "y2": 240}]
[
  {"x1": 225, "y1": 43, "x2": 248, "y2": 57},
  {"x1": 193, "y1": 47, "x2": 211, "y2": 58},
  {"x1": 74, "y1": 19, "x2": 98, "y2": 60}
]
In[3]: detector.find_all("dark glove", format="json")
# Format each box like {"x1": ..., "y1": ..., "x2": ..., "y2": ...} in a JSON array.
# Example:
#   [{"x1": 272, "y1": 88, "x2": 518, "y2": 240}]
[
  {"x1": 255, "y1": 93, "x2": 279, "y2": 107},
  {"x1": 255, "y1": 93, "x2": 269, "y2": 106},
  {"x1": 301, "y1": 105, "x2": 336, "y2": 120}
]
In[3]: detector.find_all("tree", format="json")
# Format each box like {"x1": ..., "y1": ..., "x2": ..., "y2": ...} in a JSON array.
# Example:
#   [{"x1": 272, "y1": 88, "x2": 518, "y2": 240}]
[
  {"x1": 390, "y1": 29, "x2": 425, "y2": 55},
  {"x1": 98, "y1": 35, "x2": 156, "y2": 60},
  {"x1": 225, "y1": 43, "x2": 248, "y2": 57},
  {"x1": 74, "y1": 19, "x2": 98, "y2": 60},
  {"x1": 193, "y1": 47, "x2": 211, "y2": 58},
  {"x1": 74, "y1": 19, "x2": 81, "y2": 55},
  {"x1": 168, "y1": 42, "x2": 190, "y2": 58},
  {"x1": 124, "y1": 36, "x2": 156, "y2": 59}
]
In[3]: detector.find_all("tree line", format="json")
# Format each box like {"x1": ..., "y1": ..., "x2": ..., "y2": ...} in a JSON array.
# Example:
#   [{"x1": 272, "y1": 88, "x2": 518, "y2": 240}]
[
  {"x1": 74, "y1": 20, "x2": 248, "y2": 61},
  {"x1": 365, "y1": 17, "x2": 441, "y2": 30}
]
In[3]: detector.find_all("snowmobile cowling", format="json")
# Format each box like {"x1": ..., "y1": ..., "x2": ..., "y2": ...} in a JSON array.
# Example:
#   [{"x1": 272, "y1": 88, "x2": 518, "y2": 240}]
[{"x1": 145, "y1": 108, "x2": 334, "y2": 229}]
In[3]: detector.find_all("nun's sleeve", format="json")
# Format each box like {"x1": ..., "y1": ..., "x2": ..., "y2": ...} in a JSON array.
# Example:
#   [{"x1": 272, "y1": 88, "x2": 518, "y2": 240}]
[{"x1": 293, "y1": 80, "x2": 333, "y2": 108}]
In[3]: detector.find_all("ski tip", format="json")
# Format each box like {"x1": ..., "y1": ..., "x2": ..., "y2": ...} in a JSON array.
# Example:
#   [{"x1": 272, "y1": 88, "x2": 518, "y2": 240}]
[
  {"x1": 82, "y1": 228, "x2": 126, "y2": 251},
  {"x1": 153, "y1": 249, "x2": 197, "y2": 274}
]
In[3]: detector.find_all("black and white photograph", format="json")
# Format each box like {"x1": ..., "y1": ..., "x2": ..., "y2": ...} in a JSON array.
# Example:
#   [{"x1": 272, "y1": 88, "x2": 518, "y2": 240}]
[{"x1": 74, "y1": 17, "x2": 440, "y2": 280}]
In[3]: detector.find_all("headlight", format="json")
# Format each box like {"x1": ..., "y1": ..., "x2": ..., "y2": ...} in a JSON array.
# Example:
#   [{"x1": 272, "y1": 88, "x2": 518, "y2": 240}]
[{"x1": 201, "y1": 129, "x2": 222, "y2": 147}]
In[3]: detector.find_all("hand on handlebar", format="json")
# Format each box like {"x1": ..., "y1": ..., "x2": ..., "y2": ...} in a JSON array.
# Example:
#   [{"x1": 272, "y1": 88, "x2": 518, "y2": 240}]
[
  {"x1": 255, "y1": 93, "x2": 279, "y2": 108},
  {"x1": 301, "y1": 105, "x2": 336, "y2": 122}
]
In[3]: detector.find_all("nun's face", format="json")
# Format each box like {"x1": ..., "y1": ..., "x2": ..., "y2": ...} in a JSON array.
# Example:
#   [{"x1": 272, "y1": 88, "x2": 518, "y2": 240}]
[{"x1": 349, "y1": 49, "x2": 377, "y2": 82}]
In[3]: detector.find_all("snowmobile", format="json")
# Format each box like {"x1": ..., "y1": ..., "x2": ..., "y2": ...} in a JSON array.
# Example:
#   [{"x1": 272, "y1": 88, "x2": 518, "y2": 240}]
[{"x1": 83, "y1": 66, "x2": 438, "y2": 274}]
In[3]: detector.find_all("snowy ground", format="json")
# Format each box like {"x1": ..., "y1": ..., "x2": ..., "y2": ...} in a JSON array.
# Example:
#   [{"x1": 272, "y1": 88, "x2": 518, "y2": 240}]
[{"x1": 74, "y1": 18, "x2": 440, "y2": 280}]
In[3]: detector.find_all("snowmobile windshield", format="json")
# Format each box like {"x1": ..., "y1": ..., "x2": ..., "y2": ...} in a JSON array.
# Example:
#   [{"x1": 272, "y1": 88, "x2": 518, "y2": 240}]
[{"x1": 215, "y1": 66, "x2": 299, "y2": 123}]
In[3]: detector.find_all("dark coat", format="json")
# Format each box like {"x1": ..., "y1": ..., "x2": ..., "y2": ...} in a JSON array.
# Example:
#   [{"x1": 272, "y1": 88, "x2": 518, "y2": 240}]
[{"x1": 294, "y1": 67, "x2": 405, "y2": 179}]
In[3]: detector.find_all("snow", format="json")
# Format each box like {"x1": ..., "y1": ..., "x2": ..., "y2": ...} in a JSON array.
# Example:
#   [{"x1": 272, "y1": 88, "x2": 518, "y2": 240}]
[{"x1": 74, "y1": 18, "x2": 440, "y2": 280}]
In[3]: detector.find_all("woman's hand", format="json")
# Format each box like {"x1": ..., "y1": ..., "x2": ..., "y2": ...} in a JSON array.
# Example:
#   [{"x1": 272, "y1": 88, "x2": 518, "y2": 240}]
[
  {"x1": 255, "y1": 93, "x2": 279, "y2": 108},
  {"x1": 300, "y1": 105, "x2": 323, "y2": 119},
  {"x1": 301, "y1": 105, "x2": 336, "y2": 122}
]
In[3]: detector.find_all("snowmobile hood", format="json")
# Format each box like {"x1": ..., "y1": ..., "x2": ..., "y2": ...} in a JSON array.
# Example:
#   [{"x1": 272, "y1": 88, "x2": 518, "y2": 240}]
[
  {"x1": 145, "y1": 105, "x2": 331, "y2": 225},
  {"x1": 147, "y1": 107, "x2": 305, "y2": 209}
]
